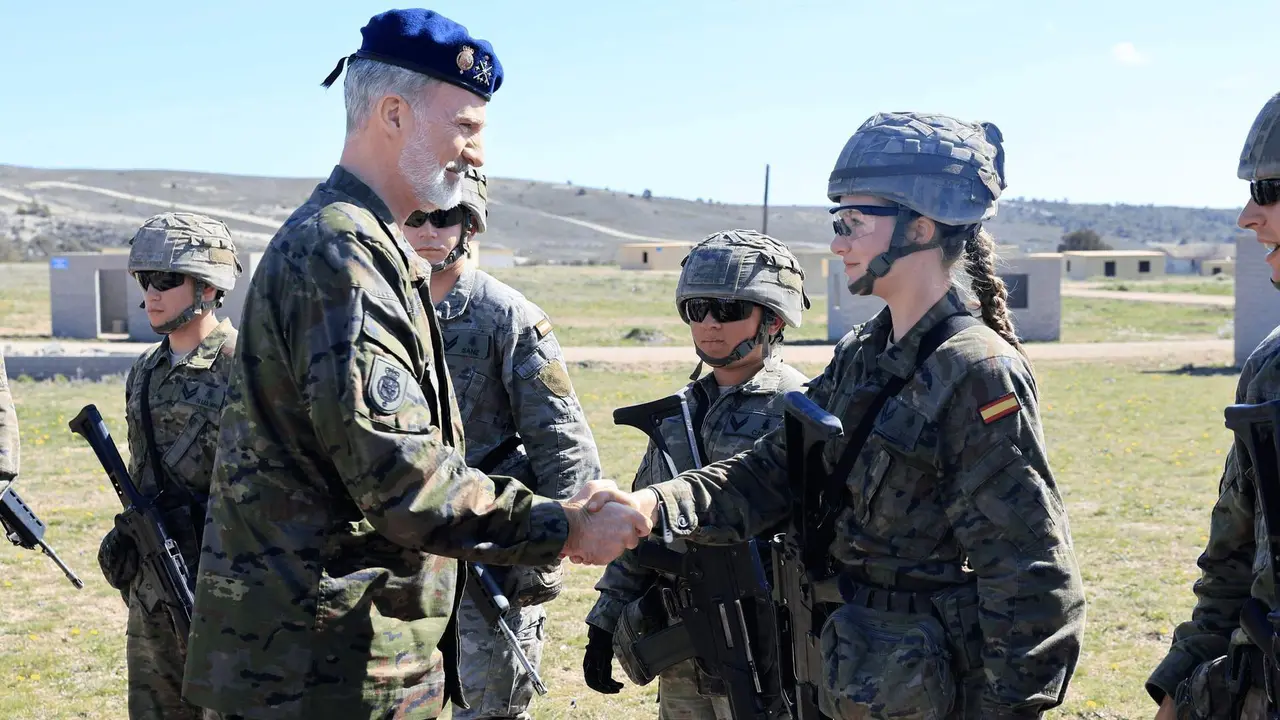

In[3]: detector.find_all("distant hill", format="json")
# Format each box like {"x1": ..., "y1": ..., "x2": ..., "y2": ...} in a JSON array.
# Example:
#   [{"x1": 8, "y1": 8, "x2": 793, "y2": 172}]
[{"x1": 0, "y1": 164, "x2": 1251, "y2": 262}]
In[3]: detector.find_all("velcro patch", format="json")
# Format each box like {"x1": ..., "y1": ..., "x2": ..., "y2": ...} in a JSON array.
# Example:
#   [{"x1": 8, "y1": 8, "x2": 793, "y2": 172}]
[
  {"x1": 979, "y1": 392, "x2": 1021, "y2": 424},
  {"x1": 537, "y1": 361, "x2": 573, "y2": 397},
  {"x1": 442, "y1": 330, "x2": 492, "y2": 360},
  {"x1": 368, "y1": 356, "x2": 408, "y2": 414},
  {"x1": 534, "y1": 317, "x2": 553, "y2": 339}
]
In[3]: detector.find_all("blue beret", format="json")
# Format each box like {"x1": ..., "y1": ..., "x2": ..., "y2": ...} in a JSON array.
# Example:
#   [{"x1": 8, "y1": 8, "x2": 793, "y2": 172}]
[{"x1": 321, "y1": 9, "x2": 503, "y2": 101}]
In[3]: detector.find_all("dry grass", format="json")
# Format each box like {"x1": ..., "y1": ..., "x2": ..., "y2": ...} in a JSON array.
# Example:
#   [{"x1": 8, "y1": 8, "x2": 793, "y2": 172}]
[
  {"x1": 0, "y1": 356, "x2": 1244, "y2": 719},
  {"x1": 0, "y1": 263, "x2": 52, "y2": 337}
]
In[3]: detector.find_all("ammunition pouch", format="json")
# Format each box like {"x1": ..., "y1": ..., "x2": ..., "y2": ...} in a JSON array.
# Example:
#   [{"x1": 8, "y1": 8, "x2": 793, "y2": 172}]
[{"x1": 613, "y1": 584, "x2": 696, "y2": 686}]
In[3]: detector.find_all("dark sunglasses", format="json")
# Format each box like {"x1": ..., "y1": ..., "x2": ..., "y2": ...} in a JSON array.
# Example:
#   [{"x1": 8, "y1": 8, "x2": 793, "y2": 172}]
[
  {"x1": 679, "y1": 298, "x2": 756, "y2": 324},
  {"x1": 135, "y1": 271, "x2": 186, "y2": 292},
  {"x1": 406, "y1": 206, "x2": 469, "y2": 229},
  {"x1": 1252, "y1": 179, "x2": 1280, "y2": 207},
  {"x1": 829, "y1": 204, "x2": 900, "y2": 237}
]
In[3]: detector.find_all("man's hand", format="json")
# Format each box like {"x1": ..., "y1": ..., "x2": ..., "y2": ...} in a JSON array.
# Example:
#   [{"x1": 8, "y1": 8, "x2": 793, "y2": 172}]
[
  {"x1": 560, "y1": 499, "x2": 652, "y2": 565},
  {"x1": 1154, "y1": 695, "x2": 1176, "y2": 720},
  {"x1": 585, "y1": 487, "x2": 661, "y2": 529}
]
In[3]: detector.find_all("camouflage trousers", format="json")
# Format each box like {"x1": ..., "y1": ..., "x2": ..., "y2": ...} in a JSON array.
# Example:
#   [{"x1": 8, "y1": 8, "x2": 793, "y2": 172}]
[
  {"x1": 656, "y1": 659, "x2": 732, "y2": 720},
  {"x1": 125, "y1": 589, "x2": 213, "y2": 720},
  {"x1": 452, "y1": 591, "x2": 547, "y2": 720}
]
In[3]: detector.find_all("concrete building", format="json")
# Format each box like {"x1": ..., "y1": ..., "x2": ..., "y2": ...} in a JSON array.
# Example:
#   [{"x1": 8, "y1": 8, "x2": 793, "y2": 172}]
[
  {"x1": 617, "y1": 241, "x2": 694, "y2": 271},
  {"x1": 1150, "y1": 242, "x2": 1235, "y2": 275},
  {"x1": 790, "y1": 245, "x2": 832, "y2": 298},
  {"x1": 1235, "y1": 237, "x2": 1280, "y2": 366},
  {"x1": 1062, "y1": 250, "x2": 1167, "y2": 280},
  {"x1": 50, "y1": 250, "x2": 262, "y2": 342},
  {"x1": 1201, "y1": 258, "x2": 1235, "y2": 277},
  {"x1": 827, "y1": 253, "x2": 1063, "y2": 342}
]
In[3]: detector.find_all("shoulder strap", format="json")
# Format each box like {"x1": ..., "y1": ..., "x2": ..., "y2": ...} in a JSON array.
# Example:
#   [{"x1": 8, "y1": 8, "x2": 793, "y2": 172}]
[
  {"x1": 828, "y1": 312, "x2": 982, "y2": 489},
  {"x1": 138, "y1": 364, "x2": 168, "y2": 498}
]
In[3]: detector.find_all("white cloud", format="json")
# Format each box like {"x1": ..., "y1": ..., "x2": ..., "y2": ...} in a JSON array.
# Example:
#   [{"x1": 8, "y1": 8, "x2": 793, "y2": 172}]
[{"x1": 1112, "y1": 42, "x2": 1150, "y2": 66}]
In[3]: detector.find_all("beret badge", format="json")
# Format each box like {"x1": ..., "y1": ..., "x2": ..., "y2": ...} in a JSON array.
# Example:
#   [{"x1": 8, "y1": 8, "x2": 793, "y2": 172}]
[{"x1": 456, "y1": 46, "x2": 476, "y2": 73}]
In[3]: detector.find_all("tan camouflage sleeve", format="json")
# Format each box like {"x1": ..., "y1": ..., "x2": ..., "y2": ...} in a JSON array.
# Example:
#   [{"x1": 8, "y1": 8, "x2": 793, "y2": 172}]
[
  {"x1": 939, "y1": 355, "x2": 1086, "y2": 717},
  {"x1": 1145, "y1": 414, "x2": 1256, "y2": 702},
  {"x1": 0, "y1": 352, "x2": 19, "y2": 484},
  {"x1": 290, "y1": 247, "x2": 568, "y2": 567},
  {"x1": 587, "y1": 439, "x2": 669, "y2": 632},
  {"x1": 502, "y1": 304, "x2": 602, "y2": 501}
]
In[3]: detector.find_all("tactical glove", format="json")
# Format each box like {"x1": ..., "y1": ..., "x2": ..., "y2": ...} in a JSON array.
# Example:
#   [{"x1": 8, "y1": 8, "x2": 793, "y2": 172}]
[
  {"x1": 583, "y1": 625, "x2": 623, "y2": 694},
  {"x1": 97, "y1": 511, "x2": 140, "y2": 595}
]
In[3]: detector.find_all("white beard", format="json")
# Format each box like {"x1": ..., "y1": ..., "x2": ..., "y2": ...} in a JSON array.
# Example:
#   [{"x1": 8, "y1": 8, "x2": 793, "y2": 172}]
[{"x1": 399, "y1": 121, "x2": 463, "y2": 210}]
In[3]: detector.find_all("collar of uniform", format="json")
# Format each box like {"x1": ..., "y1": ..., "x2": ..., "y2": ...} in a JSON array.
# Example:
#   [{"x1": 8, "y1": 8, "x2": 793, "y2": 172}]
[
  {"x1": 433, "y1": 266, "x2": 478, "y2": 320},
  {"x1": 324, "y1": 165, "x2": 397, "y2": 226},
  {"x1": 877, "y1": 288, "x2": 971, "y2": 379},
  {"x1": 140, "y1": 337, "x2": 171, "y2": 371},
  {"x1": 183, "y1": 319, "x2": 236, "y2": 370},
  {"x1": 736, "y1": 362, "x2": 789, "y2": 396}
]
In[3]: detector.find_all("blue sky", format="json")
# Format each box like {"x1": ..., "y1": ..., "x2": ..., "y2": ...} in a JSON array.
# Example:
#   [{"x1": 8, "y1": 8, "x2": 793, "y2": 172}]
[{"x1": 1, "y1": 1, "x2": 1274, "y2": 210}]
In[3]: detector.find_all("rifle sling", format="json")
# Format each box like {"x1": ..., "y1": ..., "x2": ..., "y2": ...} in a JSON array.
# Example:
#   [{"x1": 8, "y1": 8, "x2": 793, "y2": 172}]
[
  {"x1": 826, "y1": 312, "x2": 982, "y2": 514},
  {"x1": 138, "y1": 364, "x2": 206, "y2": 550}
]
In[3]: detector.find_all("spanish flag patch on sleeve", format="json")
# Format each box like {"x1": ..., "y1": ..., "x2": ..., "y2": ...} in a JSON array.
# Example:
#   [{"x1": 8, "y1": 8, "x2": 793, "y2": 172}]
[{"x1": 979, "y1": 392, "x2": 1021, "y2": 424}]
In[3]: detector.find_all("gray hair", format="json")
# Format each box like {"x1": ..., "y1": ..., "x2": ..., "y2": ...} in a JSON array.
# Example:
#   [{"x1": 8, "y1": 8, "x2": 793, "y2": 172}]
[{"x1": 343, "y1": 58, "x2": 440, "y2": 135}]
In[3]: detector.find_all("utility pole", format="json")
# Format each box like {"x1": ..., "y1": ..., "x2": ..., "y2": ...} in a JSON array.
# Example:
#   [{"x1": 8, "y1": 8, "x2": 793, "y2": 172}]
[{"x1": 762, "y1": 164, "x2": 770, "y2": 235}]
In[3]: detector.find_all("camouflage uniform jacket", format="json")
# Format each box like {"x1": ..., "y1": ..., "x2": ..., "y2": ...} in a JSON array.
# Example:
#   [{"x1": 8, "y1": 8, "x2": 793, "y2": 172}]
[
  {"x1": 646, "y1": 288, "x2": 1086, "y2": 718},
  {"x1": 183, "y1": 166, "x2": 570, "y2": 720},
  {"x1": 124, "y1": 318, "x2": 237, "y2": 606},
  {"x1": 434, "y1": 265, "x2": 600, "y2": 500},
  {"x1": 1146, "y1": 327, "x2": 1280, "y2": 703},
  {"x1": 585, "y1": 360, "x2": 808, "y2": 634},
  {"x1": 0, "y1": 351, "x2": 17, "y2": 489}
]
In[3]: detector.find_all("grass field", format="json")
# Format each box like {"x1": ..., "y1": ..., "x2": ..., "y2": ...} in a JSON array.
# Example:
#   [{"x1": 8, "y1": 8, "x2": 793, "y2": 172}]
[
  {"x1": 0, "y1": 263, "x2": 51, "y2": 337},
  {"x1": 1093, "y1": 277, "x2": 1234, "y2": 296},
  {"x1": 0, "y1": 356, "x2": 1242, "y2": 719},
  {"x1": 1059, "y1": 296, "x2": 1232, "y2": 343}
]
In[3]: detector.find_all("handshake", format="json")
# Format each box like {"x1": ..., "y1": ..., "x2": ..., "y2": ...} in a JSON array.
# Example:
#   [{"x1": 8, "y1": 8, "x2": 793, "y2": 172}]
[{"x1": 558, "y1": 480, "x2": 663, "y2": 565}]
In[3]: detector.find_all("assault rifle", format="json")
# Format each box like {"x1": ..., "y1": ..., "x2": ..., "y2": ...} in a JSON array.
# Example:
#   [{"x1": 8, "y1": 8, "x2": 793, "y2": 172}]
[
  {"x1": 614, "y1": 392, "x2": 787, "y2": 720},
  {"x1": 68, "y1": 404, "x2": 194, "y2": 639},
  {"x1": 1225, "y1": 399, "x2": 1280, "y2": 718},
  {"x1": 1, "y1": 484, "x2": 83, "y2": 588},
  {"x1": 773, "y1": 391, "x2": 844, "y2": 720}
]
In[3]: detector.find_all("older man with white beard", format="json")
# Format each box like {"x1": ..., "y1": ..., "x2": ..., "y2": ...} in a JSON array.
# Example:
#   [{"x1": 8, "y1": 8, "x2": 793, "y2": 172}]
[{"x1": 181, "y1": 10, "x2": 651, "y2": 720}]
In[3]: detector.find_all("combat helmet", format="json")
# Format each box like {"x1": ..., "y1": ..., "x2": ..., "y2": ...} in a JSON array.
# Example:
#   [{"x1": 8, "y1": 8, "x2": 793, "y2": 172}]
[
  {"x1": 676, "y1": 229, "x2": 810, "y2": 374},
  {"x1": 826, "y1": 111, "x2": 1007, "y2": 295},
  {"x1": 1239, "y1": 93, "x2": 1280, "y2": 291},
  {"x1": 128, "y1": 212, "x2": 242, "y2": 334}
]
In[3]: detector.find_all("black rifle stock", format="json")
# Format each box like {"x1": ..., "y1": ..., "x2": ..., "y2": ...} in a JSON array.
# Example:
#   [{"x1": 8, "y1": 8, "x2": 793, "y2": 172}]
[
  {"x1": 614, "y1": 395, "x2": 786, "y2": 719},
  {"x1": 1, "y1": 484, "x2": 83, "y2": 588},
  {"x1": 774, "y1": 390, "x2": 843, "y2": 720},
  {"x1": 68, "y1": 404, "x2": 194, "y2": 640},
  {"x1": 1224, "y1": 399, "x2": 1280, "y2": 717},
  {"x1": 465, "y1": 562, "x2": 548, "y2": 696}
]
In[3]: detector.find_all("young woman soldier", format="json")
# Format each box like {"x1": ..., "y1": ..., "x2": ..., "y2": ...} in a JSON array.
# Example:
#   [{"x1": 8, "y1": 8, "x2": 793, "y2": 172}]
[{"x1": 582, "y1": 112, "x2": 1086, "y2": 720}]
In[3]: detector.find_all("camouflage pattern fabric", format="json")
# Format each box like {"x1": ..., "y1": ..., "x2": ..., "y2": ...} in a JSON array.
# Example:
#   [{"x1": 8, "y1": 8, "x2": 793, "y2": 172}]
[
  {"x1": 1147, "y1": 328, "x2": 1280, "y2": 708},
  {"x1": 128, "y1": 212, "x2": 242, "y2": 292},
  {"x1": 1239, "y1": 91, "x2": 1280, "y2": 181},
  {"x1": 674, "y1": 230, "x2": 809, "y2": 330},
  {"x1": 435, "y1": 266, "x2": 602, "y2": 719},
  {"x1": 107, "y1": 319, "x2": 237, "y2": 720},
  {"x1": 0, "y1": 351, "x2": 18, "y2": 488},
  {"x1": 587, "y1": 361, "x2": 807, "y2": 718},
  {"x1": 646, "y1": 288, "x2": 1086, "y2": 719},
  {"x1": 182, "y1": 166, "x2": 570, "y2": 720}
]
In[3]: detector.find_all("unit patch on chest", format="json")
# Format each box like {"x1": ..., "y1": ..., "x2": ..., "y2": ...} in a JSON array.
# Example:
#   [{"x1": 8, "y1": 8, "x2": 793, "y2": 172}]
[
  {"x1": 979, "y1": 392, "x2": 1021, "y2": 424},
  {"x1": 725, "y1": 411, "x2": 776, "y2": 440},
  {"x1": 368, "y1": 356, "x2": 408, "y2": 414},
  {"x1": 442, "y1": 330, "x2": 492, "y2": 360}
]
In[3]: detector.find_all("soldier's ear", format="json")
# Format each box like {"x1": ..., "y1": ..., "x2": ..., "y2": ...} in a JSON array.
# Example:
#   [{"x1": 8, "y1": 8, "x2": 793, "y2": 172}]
[{"x1": 908, "y1": 215, "x2": 937, "y2": 245}]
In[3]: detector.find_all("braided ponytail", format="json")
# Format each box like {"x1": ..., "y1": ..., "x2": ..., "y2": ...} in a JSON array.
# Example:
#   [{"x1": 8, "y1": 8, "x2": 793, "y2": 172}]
[{"x1": 962, "y1": 228, "x2": 1028, "y2": 360}]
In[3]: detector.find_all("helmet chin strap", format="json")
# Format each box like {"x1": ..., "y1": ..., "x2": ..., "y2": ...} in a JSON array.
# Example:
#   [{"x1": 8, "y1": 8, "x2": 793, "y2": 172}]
[
  {"x1": 430, "y1": 218, "x2": 472, "y2": 274},
  {"x1": 846, "y1": 207, "x2": 941, "y2": 297},
  {"x1": 689, "y1": 310, "x2": 778, "y2": 380},
  {"x1": 145, "y1": 279, "x2": 217, "y2": 335}
]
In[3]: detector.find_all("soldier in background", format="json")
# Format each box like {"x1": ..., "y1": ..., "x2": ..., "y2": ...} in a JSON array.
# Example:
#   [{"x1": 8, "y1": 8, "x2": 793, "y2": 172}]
[
  {"x1": 97, "y1": 212, "x2": 241, "y2": 720},
  {"x1": 1147, "y1": 92, "x2": 1280, "y2": 720},
  {"x1": 583, "y1": 230, "x2": 810, "y2": 719},
  {"x1": 404, "y1": 168, "x2": 603, "y2": 719}
]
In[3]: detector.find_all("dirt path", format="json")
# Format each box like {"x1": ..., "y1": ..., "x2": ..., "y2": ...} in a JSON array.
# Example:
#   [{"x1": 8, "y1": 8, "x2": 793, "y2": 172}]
[
  {"x1": 1060, "y1": 288, "x2": 1233, "y2": 306},
  {"x1": 20, "y1": 180, "x2": 285, "y2": 229}
]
